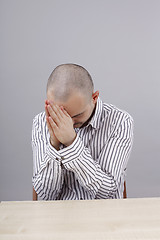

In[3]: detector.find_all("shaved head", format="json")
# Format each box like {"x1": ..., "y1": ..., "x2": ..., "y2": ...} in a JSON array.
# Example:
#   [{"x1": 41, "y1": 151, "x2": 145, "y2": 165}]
[{"x1": 47, "y1": 64, "x2": 94, "y2": 102}]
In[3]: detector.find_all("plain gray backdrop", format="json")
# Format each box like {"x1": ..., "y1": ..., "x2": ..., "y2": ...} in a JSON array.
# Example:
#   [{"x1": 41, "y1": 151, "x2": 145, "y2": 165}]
[{"x1": 0, "y1": 0, "x2": 160, "y2": 201}]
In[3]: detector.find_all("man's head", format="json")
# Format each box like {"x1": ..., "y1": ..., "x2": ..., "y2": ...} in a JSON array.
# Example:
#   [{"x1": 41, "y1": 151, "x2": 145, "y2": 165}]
[{"x1": 47, "y1": 63, "x2": 99, "y2": 128}]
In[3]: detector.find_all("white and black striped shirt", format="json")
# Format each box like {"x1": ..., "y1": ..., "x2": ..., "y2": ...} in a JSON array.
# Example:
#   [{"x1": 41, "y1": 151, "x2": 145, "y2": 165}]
[{"x1": 32, "y1": 97, "x2": 134, "y2": 200}]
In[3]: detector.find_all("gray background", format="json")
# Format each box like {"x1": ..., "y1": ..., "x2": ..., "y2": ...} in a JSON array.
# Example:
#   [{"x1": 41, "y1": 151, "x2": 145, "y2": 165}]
[{"x1": 0, "y1": 0, "x2": 160, "y2": 201}]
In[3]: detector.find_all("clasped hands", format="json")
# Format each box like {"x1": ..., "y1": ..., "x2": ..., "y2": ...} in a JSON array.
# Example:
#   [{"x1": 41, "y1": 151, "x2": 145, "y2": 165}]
[{"x1": 45, "y1": 100, "x2": 77, "y2": 150}]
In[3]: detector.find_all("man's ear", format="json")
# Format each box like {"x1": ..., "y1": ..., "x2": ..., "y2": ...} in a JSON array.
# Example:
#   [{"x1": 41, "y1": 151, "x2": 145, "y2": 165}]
[{"x1": 92, "y1": 91, "x2": 99, "y2": 104}]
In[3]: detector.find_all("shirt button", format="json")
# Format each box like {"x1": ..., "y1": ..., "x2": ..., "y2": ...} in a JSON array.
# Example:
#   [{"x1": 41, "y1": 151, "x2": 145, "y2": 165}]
[{"x1": 61, "y1": 157, "x2": 65, "y2": 160}]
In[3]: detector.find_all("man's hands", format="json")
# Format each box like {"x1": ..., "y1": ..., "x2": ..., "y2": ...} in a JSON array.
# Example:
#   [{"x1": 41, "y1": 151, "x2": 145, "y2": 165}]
[
  {"x1": 45, "y1": 100, "x2": 77, "y2": 149},
  {"x1": 45, "y1": 101, "x2": 60, "y2": 150}
]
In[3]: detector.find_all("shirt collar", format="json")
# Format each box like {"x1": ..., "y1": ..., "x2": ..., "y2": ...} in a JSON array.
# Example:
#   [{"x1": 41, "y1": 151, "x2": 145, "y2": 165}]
[{"x1": 88, "y1": 97, "x2": 103, "y2": 129}]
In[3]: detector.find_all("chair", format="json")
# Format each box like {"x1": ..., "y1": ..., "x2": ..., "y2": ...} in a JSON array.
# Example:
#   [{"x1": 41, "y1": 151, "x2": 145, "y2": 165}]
[
  {"x1": 33, "y1": 187, "x2": 37, "y2": 201},
  {"x1": 33, "y1": 181, "x2": 127, "y2": 200},
  {"x1": 123, "y1": 181, "x2": 127, "y2": 198}
]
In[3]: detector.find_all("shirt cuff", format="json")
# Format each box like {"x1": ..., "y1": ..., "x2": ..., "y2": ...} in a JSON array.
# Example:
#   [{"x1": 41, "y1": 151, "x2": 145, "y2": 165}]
[{"x1": 59, "y1": 134, "x2": 84, "y2": 164}]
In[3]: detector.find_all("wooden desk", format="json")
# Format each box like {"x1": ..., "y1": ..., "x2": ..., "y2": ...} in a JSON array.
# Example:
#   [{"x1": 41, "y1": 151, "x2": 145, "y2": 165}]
[{"x1": 0, "y1": 198, "x2": 160, "y2": 240}]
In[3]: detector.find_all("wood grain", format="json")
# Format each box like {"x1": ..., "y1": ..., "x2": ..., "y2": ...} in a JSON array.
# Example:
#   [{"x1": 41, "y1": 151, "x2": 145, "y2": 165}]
[{"x1": 0, "y1": 198, "x2": 160, "y2": 240}]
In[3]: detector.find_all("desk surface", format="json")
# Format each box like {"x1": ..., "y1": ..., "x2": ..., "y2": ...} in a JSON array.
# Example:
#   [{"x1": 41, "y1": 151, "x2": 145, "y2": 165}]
[{"x1": 0, "y1": 198, "x2": 160, "y2": 240}]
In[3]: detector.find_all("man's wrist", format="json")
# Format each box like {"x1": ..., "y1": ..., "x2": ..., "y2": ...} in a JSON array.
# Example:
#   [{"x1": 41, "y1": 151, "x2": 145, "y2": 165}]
[
  {"x1": 50, "y1": 138, "x2": 60, "y2": 151},
  {"x1": 65, "y1": 133, "x2": 77, "y2": 147}
]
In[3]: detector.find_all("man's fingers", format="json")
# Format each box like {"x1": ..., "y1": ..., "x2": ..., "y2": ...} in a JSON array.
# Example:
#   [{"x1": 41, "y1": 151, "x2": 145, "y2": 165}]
[
  {"x1": 46, "y1": 117, "x2": 52, "y2": 133},
  {"x1": 47, "y1": 105, "x2": 60, "y2": 125},
  {"x1": 45, "y1": 104, "x2": 49, "y2": 118},
  {"x1": 46, "y1": 117, "x2": 54, "y2": 138},
  {"x1": 45, "y1": 100, "x2": 68, "y2": 119},
  {"x1": 45, "y1": 103, "x2": 52, "y2": 136},
  {"x1": 61, "y1": 106, "x2": 70, "y2": 117},
  {"x1": 52, "y1": 104, "x2": 64, "y2": 119},
  {"x1": 45, "y1": 99, "x2": 50, "y2": 105},
  {"x1": 48, "y1": 116, "x2": 58, "y2": 132}
]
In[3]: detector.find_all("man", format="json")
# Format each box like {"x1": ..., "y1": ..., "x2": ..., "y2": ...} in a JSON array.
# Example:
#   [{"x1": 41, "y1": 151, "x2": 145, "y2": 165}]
[{"x1": 32, "y1": 63, "x2": 133, "y2": 200}]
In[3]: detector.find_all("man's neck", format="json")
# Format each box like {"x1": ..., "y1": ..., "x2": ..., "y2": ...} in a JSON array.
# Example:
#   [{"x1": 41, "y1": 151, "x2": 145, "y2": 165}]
[{"x1": 80, "y1": 103, "x2": 96, "y2": 128}]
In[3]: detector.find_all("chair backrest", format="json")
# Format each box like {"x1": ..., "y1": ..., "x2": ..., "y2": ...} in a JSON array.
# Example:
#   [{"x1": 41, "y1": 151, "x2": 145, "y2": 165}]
[
  {"x1": 33, "y1": 181, "x2": 127, "y2": 200},
  {"x1": 123, "y1": 181, "x2": 127, "y2": 198},
  {"x1": 33, "y1": 187, "x2": 37, "y2": 201}
]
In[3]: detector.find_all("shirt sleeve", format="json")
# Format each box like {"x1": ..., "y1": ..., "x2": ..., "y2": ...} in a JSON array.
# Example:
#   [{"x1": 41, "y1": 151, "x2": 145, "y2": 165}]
[
  {"x1": 59, "y1": 116, "x2": 134, "y2": 198},
  {"x1": 31, "y1": 114, "x2": 64, "y2": 200}
]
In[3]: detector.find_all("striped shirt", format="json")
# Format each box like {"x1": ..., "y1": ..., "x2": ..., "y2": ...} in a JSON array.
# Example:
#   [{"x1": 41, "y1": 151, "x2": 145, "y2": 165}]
[{"x1": 32, "y1": 97, "x2": 134, "y2": 200}]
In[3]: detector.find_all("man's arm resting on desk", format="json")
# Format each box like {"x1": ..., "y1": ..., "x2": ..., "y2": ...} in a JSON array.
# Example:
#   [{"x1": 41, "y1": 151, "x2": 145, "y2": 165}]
[
  {"x1": 32, "y1": 113, "x2": 64, "y2": 200},
  {"x1": 32, "y1": 101, "x2": 77, "y2": 200},
  {"x1": 59, "y1": 116, "x2": 133, "y2": 198}
]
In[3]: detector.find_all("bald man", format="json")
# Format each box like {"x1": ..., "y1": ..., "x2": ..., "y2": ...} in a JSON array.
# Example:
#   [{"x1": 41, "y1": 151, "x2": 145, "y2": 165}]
[{"x1": 32, "y1": 64, "x2": 134, "y2": 200}]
